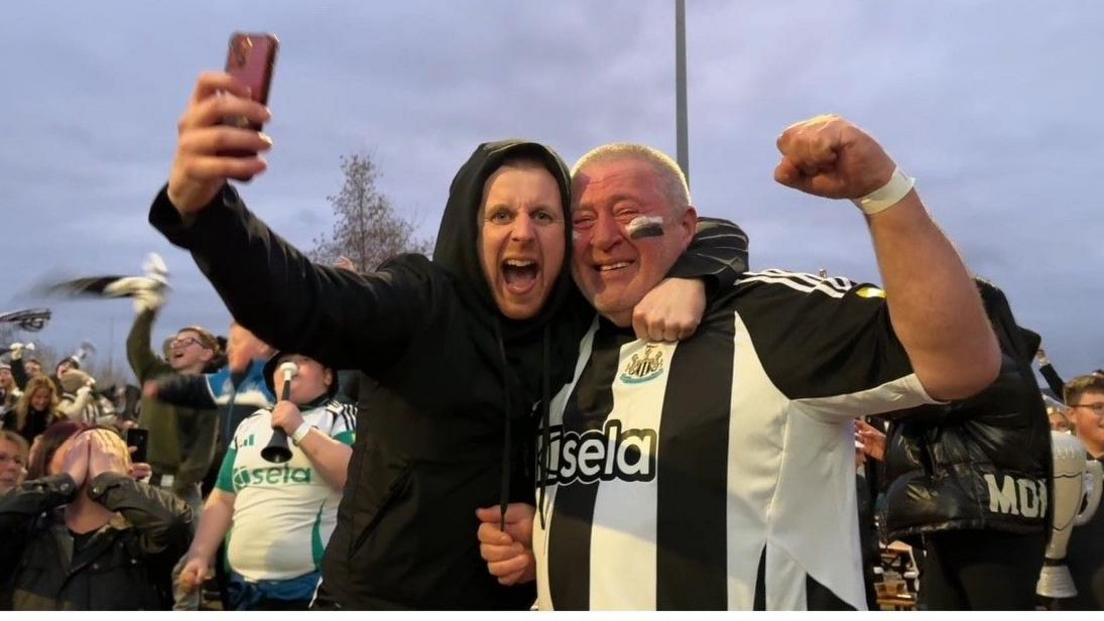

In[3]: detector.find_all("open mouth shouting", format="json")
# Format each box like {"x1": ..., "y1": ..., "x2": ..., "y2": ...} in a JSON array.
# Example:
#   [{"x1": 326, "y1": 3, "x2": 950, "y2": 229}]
[{"x1": 502, "y1": 258, "x2": 540, "y2": 294}]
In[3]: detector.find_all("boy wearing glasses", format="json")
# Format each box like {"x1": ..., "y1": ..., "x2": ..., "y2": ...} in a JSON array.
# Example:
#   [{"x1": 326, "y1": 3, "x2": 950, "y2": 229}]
[
  {"x1": 1056, "y1": 374, "x2": 1104, "y2": 609},
  {"x1": 126, "y1": 290, "x2": 220, "y2": 513}
]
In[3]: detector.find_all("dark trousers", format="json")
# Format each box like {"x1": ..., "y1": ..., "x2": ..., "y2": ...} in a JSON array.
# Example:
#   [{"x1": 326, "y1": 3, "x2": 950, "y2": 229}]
[{"x1": 919, "y1": 529, "x2": 1046, "y2": 610}]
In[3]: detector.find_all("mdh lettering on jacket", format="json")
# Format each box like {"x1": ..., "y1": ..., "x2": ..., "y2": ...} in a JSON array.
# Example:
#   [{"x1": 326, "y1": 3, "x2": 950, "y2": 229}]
[
  {"x1": 984, "y1": 473, "x2": 1048, "y2": 518},
  {"x1": 232, "y1": 463, "x2": 313, "y2": 489},
  {"x1": 539, "y1": 419, "x2": 656, "y2": 486}
]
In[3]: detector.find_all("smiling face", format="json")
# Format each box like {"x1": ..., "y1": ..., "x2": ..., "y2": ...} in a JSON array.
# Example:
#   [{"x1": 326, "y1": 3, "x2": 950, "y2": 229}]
[
  {"x1": 570, "y1": 157, "x2": 696, "y2": 326},
  {"x1": 1071, "y1": 390, "x2": 1104, "y2": 456},
  {"x1": 477, "y1": 162, "x2": 566, "y2": 320},
  {"x1": 30, "y1": 387, "x2": 51, "y2": 412}
]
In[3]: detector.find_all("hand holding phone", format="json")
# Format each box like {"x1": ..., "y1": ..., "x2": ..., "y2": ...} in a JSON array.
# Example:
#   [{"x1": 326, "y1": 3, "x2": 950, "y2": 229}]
[
  {"x1": 166, "y1": 33, "x2": 278, "y2": 215},
  {"x1": 126, "y1": 427, "x2": 149, "y2": 465}
]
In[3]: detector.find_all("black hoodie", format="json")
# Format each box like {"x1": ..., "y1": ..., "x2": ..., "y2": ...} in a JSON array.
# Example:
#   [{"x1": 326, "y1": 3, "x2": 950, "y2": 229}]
[{"x1": 150, "y1": 140, "x2": 748, "y2": 610}]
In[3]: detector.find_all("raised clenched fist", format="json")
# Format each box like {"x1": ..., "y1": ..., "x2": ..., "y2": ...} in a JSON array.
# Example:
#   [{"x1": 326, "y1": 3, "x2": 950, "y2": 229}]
[{"x1": 773, "y1": 114, "x2": 897, "y2": 200}]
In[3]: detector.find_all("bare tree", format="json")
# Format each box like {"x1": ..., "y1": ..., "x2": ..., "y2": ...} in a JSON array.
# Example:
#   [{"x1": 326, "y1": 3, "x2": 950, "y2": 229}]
[{"x1": 309, "y1": 153, "x2": 433, "y2": 273}]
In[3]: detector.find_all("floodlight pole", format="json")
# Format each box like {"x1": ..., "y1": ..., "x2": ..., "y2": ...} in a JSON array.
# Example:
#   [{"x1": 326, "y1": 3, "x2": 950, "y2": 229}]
[{"x1": 675, "y1": 0, "x2": 690, "y2": 185}]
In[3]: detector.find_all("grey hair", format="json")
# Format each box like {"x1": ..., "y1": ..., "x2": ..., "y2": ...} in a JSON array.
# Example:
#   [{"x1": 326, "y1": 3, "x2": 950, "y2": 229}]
[{"x1": 571, "y1": 143, "x2": 691, "y2": 214}]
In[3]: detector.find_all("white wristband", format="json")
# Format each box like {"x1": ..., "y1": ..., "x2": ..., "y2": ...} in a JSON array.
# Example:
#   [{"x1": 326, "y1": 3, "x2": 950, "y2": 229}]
[
  {"x1": 851, "y1": 166, "x2": 915, "y2": 215},
  {"x1": 291, "y1": 421, "x2": 314, "y2": 446}
]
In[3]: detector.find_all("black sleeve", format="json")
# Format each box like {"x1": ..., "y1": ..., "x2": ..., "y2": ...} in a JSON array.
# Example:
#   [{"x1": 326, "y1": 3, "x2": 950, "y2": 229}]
[
  {"x1": 666, "y1": 217, "x2": 750, "y2": 292},
  {"x1": 87, "y1": 472, "x2": 193, "y2": 559},
  {"x1": 1040, "y1": 363, "x2": 1065, "y2": 400},
  {"x1": 11, "y1": 357, "x2": 28, "y2": 391},
  {"x1": 337, "y1": 370, "x2": 361, "y2": 404},
  {"x1": 0, "y1": 475, "x2": 78, "y2": 580},
  {"x1": 149, "y1": 183, "x2": 435, "y2": 374},
  {"x1": 153, "y1": 373, "x2": 217, "y2": 410},
  {"x1": 736, "y1": 271, "x2": 938, "y2": 421}
]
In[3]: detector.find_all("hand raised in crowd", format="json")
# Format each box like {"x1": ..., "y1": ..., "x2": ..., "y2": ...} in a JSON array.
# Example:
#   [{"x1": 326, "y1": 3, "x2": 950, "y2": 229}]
[
  {"x1": 270, "y1": 400, "x2": 306, "y2": 436},
  {"x1": 168, "y1": 72, "x2": 274, "y2": 216},
  {"x1": 127, "y1": 444, "x2": 152, "y2": 481},
  {"x1": 632, "y1": 278, "x2": 706, "y2": 343},
  {"x1": 855, "y1": 419, "x2": 887, "y2": 463},
  {"x1": 60, "y1": 432, "x2": 92, "y2": 488},
  {"x1": 475, "y1": 503, "x2": 536, "y2": 585},
  {"x1": 9, "y1": 342, "x2": 33, "y2": 360},
  {"x1": 773, "y1": 114, "x2": 897, "y2": 200},
  {"x1": 333, "y1": 255, "x2": 358, "y2": 274}
]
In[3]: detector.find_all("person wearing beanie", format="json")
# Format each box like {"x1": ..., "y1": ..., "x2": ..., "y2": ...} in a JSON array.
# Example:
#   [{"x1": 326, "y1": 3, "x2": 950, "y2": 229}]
[
  {"x1": 56, "y1": 369, "x2": 115, "y2": 427},
  {"x1": 178, "y1": 352, "x2": 355, "y2": 610}
]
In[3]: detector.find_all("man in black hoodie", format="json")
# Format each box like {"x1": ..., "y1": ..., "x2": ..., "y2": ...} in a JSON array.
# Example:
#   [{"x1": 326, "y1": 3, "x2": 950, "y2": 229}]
[{"x1": 148, "y1": 71, "x2": 748, "y2": 610}]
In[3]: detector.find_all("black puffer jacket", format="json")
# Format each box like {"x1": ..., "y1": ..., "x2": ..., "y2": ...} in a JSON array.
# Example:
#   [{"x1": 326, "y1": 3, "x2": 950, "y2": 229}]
[
  {"x1": 879, "y1": 280, "x2": 1051, "y2": 541},
  {"x1": 0, "y1": 473, "x2": 193, "y2": 610}
]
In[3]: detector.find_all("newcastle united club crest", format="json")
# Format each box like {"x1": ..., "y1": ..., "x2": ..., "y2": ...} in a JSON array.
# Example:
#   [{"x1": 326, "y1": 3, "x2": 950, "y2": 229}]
[{"x1": 620, "y1": 344, "x2": 665, "y2": 384}]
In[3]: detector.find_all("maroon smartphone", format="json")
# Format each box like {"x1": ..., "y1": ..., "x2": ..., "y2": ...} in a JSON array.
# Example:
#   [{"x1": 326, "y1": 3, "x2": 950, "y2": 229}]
[{"x1": 220, "y1": 32, "x2": 278, "y2": 158}]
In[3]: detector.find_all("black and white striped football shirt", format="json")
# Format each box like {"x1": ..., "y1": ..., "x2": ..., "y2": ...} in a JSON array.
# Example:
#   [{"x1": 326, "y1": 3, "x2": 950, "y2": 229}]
[{"x1": 532, "y1": 269, "x2": 939, "y2": 610}]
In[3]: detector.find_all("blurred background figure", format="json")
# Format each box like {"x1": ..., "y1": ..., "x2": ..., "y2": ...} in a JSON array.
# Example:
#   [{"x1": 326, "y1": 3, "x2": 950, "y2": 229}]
[
  {"x1": 1044, "y1": 395, "x2": 1073, "y2": 433},
  {"x1": 0, "y1": 363, "x2": 21, "y2": 415},
  {"x1": 4, "y1": 375, "x2": 64, "y2": 445},
  {"x1": 25, "y1": 420, "x2": 86, "y2": 481},
  {"x1": 1049, "y1": 373, "x2": 1104, "y2": 610},
  {"x1": 0, "y1": 430, "x2": 29, "y2": 495},
  {"x1": 57, "y1": 369, "x2": 116, "y2": 427}
]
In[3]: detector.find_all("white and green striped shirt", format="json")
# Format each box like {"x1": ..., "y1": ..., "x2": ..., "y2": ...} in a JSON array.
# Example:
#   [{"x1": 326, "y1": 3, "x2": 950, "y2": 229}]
[{"x1": 217, "y1": 397, "x2": 356, "y2": 581}]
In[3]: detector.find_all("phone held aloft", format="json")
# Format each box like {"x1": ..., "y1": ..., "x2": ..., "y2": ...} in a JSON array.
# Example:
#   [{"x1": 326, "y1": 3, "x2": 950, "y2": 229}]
[{"x1": 220, "y1": 32, "x2": 278, "y2": 159}]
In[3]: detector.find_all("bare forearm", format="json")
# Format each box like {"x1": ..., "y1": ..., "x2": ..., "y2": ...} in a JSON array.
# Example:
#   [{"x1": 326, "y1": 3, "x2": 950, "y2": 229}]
[
  {"x1": 867, "y1": 192, "x2": 1000, "y2": 399},
  {"x1": 298, "y1": 431, "x2": 352, "y2": 491},
  {"x1": 189, "y1": 490, "x2": 235, "y2": 560}
]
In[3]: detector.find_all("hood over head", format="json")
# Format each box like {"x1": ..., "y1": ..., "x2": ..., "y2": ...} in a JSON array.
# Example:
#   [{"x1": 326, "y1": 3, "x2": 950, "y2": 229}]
[
  {"x1": 431, "y1": 140, "x2": 578, "y2": 533},
  {"x1": 432, "y1": 139, "x2": 575, "y2": 337}
]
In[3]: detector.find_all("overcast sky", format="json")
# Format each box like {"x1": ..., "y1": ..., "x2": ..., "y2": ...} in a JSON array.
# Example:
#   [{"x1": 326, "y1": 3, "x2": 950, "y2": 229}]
[{"x1": 1, "y1": 1, "x2": 1100, "y2": 383}]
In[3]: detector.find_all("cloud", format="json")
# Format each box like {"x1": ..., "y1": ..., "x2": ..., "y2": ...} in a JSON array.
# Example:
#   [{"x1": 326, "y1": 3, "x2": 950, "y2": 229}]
[{"x1": 1, "y1": 1, "x2": 1100, "y2": 378}]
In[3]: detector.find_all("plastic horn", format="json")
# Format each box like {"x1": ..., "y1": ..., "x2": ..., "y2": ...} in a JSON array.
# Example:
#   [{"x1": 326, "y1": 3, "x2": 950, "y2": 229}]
[{"x1": 261, "y1": 361, "x2": 298, "y2": 463}]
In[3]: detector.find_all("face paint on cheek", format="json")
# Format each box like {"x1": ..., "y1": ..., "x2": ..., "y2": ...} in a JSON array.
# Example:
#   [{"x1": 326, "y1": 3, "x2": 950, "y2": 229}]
[{"x1": 627, "y1": 215, "x2": 665, "y2": 239}]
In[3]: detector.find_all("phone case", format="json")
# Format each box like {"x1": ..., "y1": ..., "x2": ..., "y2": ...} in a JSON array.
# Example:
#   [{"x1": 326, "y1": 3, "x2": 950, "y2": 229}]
[{"x1": 221, "y1": 32, "x2": 279, "y2": 159}]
